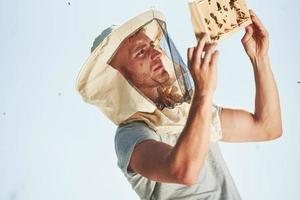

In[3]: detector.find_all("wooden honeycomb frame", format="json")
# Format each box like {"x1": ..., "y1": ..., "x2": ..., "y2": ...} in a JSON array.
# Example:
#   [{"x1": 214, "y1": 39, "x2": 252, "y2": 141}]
[{"x1": 189, "y1": 0, "x2": 252, "y2": 43}]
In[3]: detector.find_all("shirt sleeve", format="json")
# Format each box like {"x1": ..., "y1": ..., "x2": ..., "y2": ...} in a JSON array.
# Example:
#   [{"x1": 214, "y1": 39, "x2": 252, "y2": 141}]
[
  {"x1": 211, "y1": 104, "x2": 223, "y2": 142},
  {"x1": 114, "y1": 121, "x2": 160, "y2": 177}
]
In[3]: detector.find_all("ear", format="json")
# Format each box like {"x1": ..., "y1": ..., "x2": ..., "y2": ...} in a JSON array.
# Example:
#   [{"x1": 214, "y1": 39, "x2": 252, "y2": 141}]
[{"x1": 109, "y1": 54, "x2": 120, "y2": 70}]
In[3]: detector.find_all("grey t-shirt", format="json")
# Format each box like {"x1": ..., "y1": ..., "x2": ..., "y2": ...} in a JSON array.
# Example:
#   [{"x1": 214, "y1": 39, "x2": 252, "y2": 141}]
[{"x1": 114, "y1": 108, "x2": 241, "y2": 200}]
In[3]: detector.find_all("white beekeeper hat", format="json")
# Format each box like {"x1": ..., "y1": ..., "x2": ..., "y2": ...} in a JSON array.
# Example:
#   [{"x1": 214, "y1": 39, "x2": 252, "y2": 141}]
[
  {"x1": 75, "y1": 9, "x2": 222, "y2": 142},
  {"x1": 75, "y1": 9, "x2": 193, "y2": 125}
]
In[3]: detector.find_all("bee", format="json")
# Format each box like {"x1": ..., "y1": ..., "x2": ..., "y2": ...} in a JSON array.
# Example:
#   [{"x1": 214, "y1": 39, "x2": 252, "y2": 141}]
[
  {"x1": 217, "y1": 2, "x2": 222, "y2": 11},
  {"x1": 211, "y1": 35, "x2": 220, "y2": 40},
  {"x1": 205, "y1": 18, "x2": 210, "y2": 24}
]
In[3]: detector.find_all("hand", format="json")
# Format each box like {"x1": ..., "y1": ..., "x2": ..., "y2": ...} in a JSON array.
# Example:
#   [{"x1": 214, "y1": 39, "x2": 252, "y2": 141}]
[
  {"x1": 241, "y1": 10, "x2": 269, "y2": 60},
  {"x1": 187, "y1": 33, "x2": 219, "y2": 97}
]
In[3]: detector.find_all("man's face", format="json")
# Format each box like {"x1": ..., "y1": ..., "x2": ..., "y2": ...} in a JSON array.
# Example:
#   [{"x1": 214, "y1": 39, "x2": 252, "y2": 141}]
[{"x1": 109, "y1": 30, "x2": 170, "y2": 88}]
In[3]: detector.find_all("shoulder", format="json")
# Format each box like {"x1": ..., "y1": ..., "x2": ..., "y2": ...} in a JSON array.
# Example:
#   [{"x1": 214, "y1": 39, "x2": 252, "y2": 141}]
[
  {"x1": 114, "y1": 121, "x2": 160, "y2": 151},
  {"x1": 117, "y1": 120, "x2": 150, "y2": 130},
  {"x1": 115, "y1": 121, "x2": 156, "y2": 137}
]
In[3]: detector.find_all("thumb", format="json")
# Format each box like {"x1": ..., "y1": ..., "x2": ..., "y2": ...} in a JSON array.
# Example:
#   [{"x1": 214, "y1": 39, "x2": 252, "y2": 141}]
[
  {"x1": 241, "y1": 25, "x2": 254, "y2": 44},
  {"x1": 187, "y1": 47, "x2": 195, "y2": 68}
]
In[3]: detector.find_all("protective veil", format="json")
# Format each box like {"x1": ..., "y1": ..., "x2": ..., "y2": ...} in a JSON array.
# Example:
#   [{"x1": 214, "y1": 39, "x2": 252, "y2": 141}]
[{"x1": 76, "y1": 9, "x2": 222, "y2": 141}]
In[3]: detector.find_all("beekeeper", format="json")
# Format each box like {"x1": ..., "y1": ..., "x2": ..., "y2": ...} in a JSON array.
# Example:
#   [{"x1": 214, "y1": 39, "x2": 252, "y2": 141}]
[{"x1": 76, "y1": 9, "x2": 282, "y2": 200}]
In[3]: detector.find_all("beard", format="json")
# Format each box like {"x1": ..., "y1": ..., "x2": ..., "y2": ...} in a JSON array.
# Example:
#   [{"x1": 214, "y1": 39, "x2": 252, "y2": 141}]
[
  {"x1": 153, "y1": 71, "x2": 184, "y2": 110},
  {"x1": 151, "y1": 68, "x2": 170, "y2": 85}
]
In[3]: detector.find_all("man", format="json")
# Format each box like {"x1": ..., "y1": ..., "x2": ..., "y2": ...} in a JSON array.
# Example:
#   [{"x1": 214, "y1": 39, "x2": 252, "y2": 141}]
[{"x1": 76, "y1": 9, "x2": 282, "y2": 200}]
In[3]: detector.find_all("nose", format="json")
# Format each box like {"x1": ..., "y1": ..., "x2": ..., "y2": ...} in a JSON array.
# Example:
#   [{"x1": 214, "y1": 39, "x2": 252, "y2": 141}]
[{"x1": 150, "y1": 47, "x2": 162, "y2": 61}]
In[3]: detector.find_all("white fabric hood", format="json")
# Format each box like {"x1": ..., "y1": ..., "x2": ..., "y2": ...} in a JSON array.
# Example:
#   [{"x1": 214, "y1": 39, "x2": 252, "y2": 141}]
[{"x1": 75, "y1": 9, "x2": 222, "y2": 141}]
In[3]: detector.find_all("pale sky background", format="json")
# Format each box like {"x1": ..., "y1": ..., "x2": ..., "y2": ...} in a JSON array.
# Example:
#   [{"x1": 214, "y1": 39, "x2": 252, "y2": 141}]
[{"x1": 0, "y1": 0, "x2": 300, "y2": 199}]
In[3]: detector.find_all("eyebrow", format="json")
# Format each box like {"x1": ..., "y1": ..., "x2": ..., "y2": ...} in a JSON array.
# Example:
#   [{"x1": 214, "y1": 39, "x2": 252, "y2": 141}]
[
  {"x1": 132, "y1": 43, "x2": 147, "y2": 54},
  {"x1": 131, "y1": 40, "x2": 155, "y2": 54}
]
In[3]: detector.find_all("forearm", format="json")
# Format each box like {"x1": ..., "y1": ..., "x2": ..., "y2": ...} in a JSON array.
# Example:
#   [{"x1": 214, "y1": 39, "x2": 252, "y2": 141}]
[
  {"x1": 251, "y1": 55, "x2": 282, "y2": 135},
  {"x1": 168, "y1": 92, "x2": 213, "y2": 184}
]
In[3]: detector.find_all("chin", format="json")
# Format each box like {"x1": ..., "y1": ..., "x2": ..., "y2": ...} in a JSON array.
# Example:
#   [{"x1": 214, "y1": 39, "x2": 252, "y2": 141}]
[
  {"x1": 150, "y1": 69, "x2": 170, "y2": 84},
  {"x1": 158, "y1": 71, "x2": 170, "y2": 84}
]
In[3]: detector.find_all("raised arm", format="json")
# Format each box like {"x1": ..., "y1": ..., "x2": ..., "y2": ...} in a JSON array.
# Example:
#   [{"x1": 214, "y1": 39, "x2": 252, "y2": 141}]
[
  {"x1": 220, "y1": 10, "x2": 282, "y2": 142},
  {"x1": 129, "y1": 33, "x2": 219, "y2": 185}
]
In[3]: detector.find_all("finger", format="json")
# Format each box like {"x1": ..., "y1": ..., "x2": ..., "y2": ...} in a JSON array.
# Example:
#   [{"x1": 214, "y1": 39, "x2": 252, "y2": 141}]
[
  {"x1": 249, "y1": 10, "x2": 268, "y2": 37},
  {"x1": 241, "y1": 25, "x2": 254, "y2": 43},
  {"x1": 187, "y1": 47, "x2": 195, "y2": 67},
  {"x1": 203, "y1": 42, "x2": 213, "y2": 52},
  {"x1": 193, "y1": 33, "x2": 209, "y2": 66},
  {"x1": 202, "y1": 43, "x2": 217, "y2": 68},
  {"x1": 210, "y1": 50, "x2": 219, "y2": 68}
]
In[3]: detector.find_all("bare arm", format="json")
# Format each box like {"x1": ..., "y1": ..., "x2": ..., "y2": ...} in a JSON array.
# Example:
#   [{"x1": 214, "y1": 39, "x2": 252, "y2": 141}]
[
  {"x1": 221, "y1": 10, "x2": 282, "y2": 142},
  {"x1": 130, "y1": 95, "x2": 213, "y2": 185},
  {"x1": 129, "y1": 33, "x2": 219, "y2": 185}
]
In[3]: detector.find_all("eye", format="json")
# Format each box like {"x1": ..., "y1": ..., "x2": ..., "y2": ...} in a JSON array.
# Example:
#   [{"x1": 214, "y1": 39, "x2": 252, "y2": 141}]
[{"x1": 136, "y1": 49, "x2": 145, "y2": 57}]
